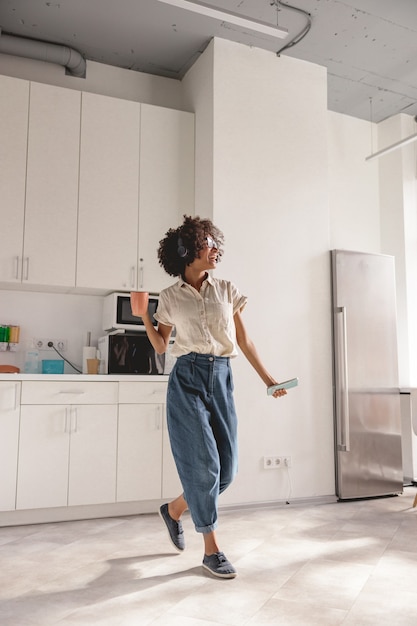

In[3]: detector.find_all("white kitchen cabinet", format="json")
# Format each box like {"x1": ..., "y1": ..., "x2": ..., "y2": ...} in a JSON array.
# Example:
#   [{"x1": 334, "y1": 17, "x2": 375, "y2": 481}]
[
  {"x1": 117, "y1": 403, "x2": 163, "y2": 502},
  {"x1": 16, "y1": 381, "x2": 118, "y2": 510},
  {"x1": 1, "y1": 76, "x2": 194, "y2": 294},
  {"x1": 0, "y1": 80, "x2": 80, "y2": 288},
  {"x1": 68, "y1": 404, "x2": 118, "y2": 506},
  {"x1": 1, "y1": 378, "x2": 181, "y2": 524},
  {"x1": 17, "y1": 404, "x2": 71, "y2": 509},
  {"x1": 76, "y1": 97, "x2": 195, "y2": 293},
  {"x1": 23, "y1": 82, "x2": 81, "y2": 288},
  {"x1": 117, "y1": 381, "x2": 181, "y2": 502},
  {"x1": 76, "y1": 92, "x2": 141, "y2": 292},
  {"x1": 0, "y1": 381, "x2": 21, "y2": 511},
  {"x1": 0, "y1": 76, "x2": 29, "y2": 285},
  {"x1": 137, "y1": 105, "x2": 195, "y2": 292}
]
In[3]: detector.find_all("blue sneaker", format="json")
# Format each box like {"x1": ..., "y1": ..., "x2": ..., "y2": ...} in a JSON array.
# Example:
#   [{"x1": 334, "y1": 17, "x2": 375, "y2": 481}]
[
  {"x1": 202, "y1": 552, "x2": 237, "y2": 579},
  {"x1": 159, "y1": 504, "x2": 185, "y2": 552}
]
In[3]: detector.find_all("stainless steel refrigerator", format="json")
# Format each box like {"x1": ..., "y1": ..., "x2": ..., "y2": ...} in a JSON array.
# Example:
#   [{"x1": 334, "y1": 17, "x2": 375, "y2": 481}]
[{"x1": 331, "y1": 250, "x2": 403, "y2": 499}]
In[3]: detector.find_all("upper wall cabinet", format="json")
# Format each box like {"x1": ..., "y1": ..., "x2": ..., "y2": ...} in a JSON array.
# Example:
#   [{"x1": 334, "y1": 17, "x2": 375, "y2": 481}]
[
  {"x1": 76, "y1": 92, "x2": 141, "y2": 292},
  {"x1": 0, "y1": 76, "x2": 194, "y2": 294},
  {"x1": 76, "y1": 97, "x2": 195, "y2": 294},
  {"x1": 0, "y1": 79, "x2": 80, "y2": 288},
  {"x1": 24, "y1": 83, "x2": 81, "y2": 288},
  {"x1": 0, "y1": 76, "x2": 29, "y2": 284},
  {"x1": 138, "y1": 105, "x2": 195, "y2": 292}
]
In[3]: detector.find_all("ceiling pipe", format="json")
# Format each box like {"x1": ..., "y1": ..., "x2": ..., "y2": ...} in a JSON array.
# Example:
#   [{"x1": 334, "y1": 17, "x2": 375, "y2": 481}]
[{"x1": 0, "y1": 30, "x2": 86, "y2": 78}]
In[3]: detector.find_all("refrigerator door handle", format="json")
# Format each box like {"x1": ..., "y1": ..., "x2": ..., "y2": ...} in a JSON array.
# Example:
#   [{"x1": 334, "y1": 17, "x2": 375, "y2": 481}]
[{"x1": 337, "y1": 306, "x2": 350, "y2": 452}]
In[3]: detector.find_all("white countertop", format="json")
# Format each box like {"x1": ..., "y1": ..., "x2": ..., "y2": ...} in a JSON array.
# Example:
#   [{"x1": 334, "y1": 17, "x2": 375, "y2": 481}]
[{"x1": 0, "y1": 374, "x2": 169, "y2": 382}]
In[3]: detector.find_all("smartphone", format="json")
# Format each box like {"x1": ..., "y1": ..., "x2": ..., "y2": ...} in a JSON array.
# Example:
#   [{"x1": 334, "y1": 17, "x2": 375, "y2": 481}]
[{"x1": 267, "y1": 377, "x2": 299, "y2": 395}]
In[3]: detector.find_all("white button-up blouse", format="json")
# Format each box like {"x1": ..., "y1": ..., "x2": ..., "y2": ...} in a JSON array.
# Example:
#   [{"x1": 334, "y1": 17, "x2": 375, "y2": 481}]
[{"x1": 154, "y1": 274, "x2": 247, "y2": 358}]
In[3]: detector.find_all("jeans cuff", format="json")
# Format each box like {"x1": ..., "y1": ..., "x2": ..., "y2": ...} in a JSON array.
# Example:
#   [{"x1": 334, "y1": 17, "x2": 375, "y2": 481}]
[{"x1": 195, "y1": 521, "x2": 218, "y2": 534}]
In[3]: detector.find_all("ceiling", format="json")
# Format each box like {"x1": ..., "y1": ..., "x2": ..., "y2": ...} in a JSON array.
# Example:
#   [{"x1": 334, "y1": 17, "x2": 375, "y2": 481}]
[{"x1": 1, "y1": 0, "x2": 417, "y2": 123}]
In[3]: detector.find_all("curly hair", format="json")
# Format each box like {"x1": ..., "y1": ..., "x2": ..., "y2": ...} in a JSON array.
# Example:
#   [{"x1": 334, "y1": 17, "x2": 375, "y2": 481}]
[{"x1": 158, "y1": 215, "x2": 224, "y2": 277}]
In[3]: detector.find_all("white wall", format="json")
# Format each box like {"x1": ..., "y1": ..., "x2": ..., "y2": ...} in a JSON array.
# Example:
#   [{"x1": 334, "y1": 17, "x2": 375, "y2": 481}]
[
  {"x1": 182, "y1": 39, "x2": 335, "y2": 504},
  {"x1": 0, "y1": 39, "x2": 392, "y2": 505},
  {"x1": 328, "y1": 111, "x2": 381, "y2": 252},
  {"x1": 181, "y1": 40, "x2": 214, "y2": 217},
  {"x1": 378, "y1": 114, "x2": 417, "y2": 387}
]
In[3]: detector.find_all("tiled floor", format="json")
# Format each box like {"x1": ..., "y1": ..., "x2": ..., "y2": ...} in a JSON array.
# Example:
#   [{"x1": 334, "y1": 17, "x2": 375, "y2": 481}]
[{"x1": 1, "y1": 487, "x2": 416, "y2": 625}]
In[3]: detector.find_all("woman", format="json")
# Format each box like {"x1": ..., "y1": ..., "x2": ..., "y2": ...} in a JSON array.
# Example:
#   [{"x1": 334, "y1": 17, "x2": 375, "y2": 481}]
[{"x1": 131, "y1": 215, "x2": 286, "y2": 579}]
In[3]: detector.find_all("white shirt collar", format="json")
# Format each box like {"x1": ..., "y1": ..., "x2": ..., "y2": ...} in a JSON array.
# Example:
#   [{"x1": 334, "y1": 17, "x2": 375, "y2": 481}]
[{"x1": 178, "y1": 272, "x2": 215, "y2": 287}]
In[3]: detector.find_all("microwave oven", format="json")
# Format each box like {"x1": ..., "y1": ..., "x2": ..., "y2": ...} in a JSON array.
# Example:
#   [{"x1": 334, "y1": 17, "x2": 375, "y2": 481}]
[
  {"x1": 102, "y1": 292, "x2": 159, "y2": 332},
  {"x1": 98, "y1": 333, "x2": 175, "y2": 375}
]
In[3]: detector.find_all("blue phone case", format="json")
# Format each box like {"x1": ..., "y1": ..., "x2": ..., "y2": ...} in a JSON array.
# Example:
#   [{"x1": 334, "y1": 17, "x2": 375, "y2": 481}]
[{"x1": 267, "y1": 377, "x2": 298, "y2": 395}]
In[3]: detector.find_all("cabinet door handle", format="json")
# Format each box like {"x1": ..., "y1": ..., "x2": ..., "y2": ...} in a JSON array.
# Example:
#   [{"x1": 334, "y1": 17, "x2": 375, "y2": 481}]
[
  {"x1": 13, "y1": 383, "x2": 18, "y2": 411},
  {"x1": 71, "y1": 407, "x2": 78, "y2": 434},
  {"x1": 155, "y1": 405, "x2": 162, "y2": 430},
  {"x1": 130, "y1": 266, "x2": 136, "y2": 289},
  {"x1": 139, "y1": 259, "x2": 144, "y2": 289},
  {"x1": 58, "y1": 390, "x2": 85, "y2": 395},
  {"x1": 14, "y1": 256, "x2": 20, "y2": 280},
  {"x1": 23, "y1": 257, "x2": 29, "y2": 281},
  {"x1": 64, "y1": 407, "x2": 70, "y2": 433}
]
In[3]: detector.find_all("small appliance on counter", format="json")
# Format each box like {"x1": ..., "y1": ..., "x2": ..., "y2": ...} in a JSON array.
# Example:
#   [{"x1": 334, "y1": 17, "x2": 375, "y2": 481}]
[
  {"x1": 98, "y1": 332, "x2": 174, "y2": 375},
  {"x1": 99, "y1": 291, "x2": 175, "y2": 375},
  {"x1": 102, "y1": 292, "x2": 159, "y2": 332}
]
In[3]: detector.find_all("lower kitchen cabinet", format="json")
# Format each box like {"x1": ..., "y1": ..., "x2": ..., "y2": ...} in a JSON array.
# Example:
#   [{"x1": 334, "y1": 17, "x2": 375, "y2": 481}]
[
  {"x1": 17, "y1": 405, "x2": 69, "y2": 509},
  {"x1": 68, "y1": 405, "x2": 118, "y2": 506},
  {"x1": 117, "y1": 404, "x2": 163, "y2": 502},
  {"x1": 16, "y1": 380, "x2": 119, "y2": 511},
  {"x1": 1, "y1": 378, "x2": 180, "y2": 521},
  {"x1": 16, "y1": 404, "x2": 118, "y2": 510},
  {"x1": 0, "y1": 381, "x2": 21, "y2": 511},
  {"x1": 117, "y1": 381, "x2": 182, "y2": 502}
]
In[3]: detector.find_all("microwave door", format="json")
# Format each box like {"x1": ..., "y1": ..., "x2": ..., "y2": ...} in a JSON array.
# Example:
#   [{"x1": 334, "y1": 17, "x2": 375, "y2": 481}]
[
  {"x1": 110, "y1": 335, "x2": 158, "y2": 374},
  {"x1": 110, "y1": 293, "x2": 159, "y2": 331},
  {"x1": 131, "y1": 341, "x2": 157, "y2": 374}
]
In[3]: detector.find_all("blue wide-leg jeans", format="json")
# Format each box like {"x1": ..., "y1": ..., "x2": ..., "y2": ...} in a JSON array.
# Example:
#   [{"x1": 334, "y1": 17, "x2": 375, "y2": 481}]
[{"x1": 166, "y1": 352, "x2": 238, "y2": 534}]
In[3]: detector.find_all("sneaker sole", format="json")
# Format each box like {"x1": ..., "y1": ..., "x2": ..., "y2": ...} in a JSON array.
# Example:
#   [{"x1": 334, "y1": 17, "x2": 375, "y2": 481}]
[
  {"x1": 158, "y1": 507, "x2": 184, "y2": 553},
  {"x1": 202, "y1": 562, "x2": 237, "y2": 579}
]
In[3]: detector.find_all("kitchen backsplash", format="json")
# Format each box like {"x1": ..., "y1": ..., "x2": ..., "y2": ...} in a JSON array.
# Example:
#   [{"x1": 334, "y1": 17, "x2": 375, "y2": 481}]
[{"x1": 0, "y1": 290, "x2": 104, "y2": 373}]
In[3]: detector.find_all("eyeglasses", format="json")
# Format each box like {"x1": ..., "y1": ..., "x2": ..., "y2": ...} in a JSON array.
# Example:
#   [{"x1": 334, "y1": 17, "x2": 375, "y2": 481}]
[{"x1": 206, "y1": 235, "x2": 218, "y2": 249}]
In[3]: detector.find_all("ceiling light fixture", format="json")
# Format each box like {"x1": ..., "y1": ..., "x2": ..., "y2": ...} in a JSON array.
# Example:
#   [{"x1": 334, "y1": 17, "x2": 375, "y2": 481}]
[
  {"x1": 157, "y1": 0, "x2": 288, "y2": 39},
  {"x1": 365, "y1": 132, "x2": 417, "y2": 162}
]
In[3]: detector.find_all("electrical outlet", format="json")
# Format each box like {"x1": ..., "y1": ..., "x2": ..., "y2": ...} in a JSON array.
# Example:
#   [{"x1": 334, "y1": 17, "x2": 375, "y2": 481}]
[
  {"x1": 283, "y1": 456, "x2": 292, "y2": 468},
  {"x1": 54, "y1": 339, "x2": 67, "y2": 352},
  {"x1": 263, "y1": 456, "x2": 283, "y2": 469},
  {"x1": 33, "y1": 338, "x2": 67, "y2": 352}
]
